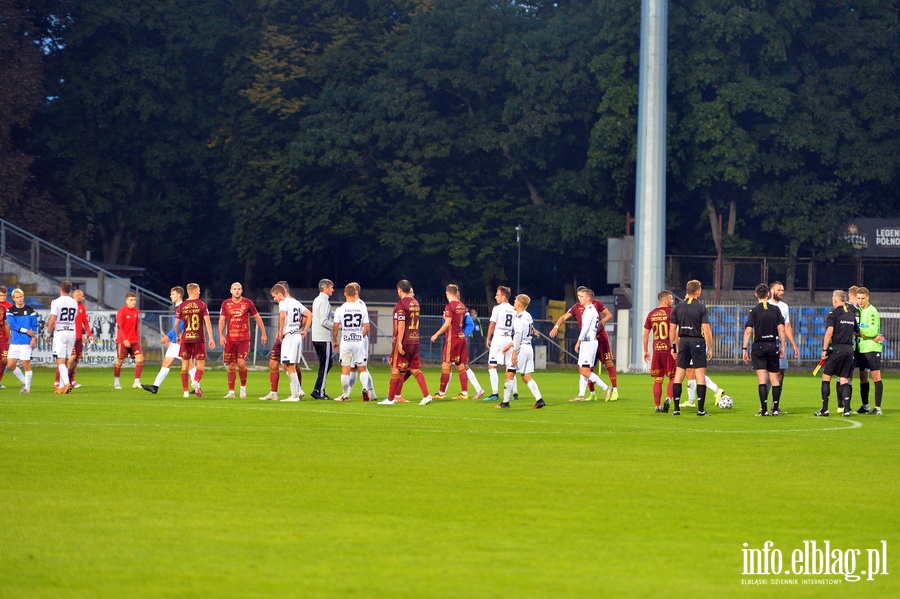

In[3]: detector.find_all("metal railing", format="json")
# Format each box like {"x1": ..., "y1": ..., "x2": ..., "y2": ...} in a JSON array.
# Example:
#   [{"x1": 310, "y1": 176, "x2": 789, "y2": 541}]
[{"x1": 0, "y1": 218, "x2": 170, "y2": 311}]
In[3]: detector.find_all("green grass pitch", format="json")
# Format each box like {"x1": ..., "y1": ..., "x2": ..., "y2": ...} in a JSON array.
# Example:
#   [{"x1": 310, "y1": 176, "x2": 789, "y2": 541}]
[{"x1": 1, "y1": 365, "x2": 897, "y2": 598}]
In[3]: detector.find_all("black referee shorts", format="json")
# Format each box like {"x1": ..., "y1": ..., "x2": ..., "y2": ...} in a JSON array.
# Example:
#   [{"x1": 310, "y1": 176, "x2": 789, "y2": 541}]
[
  {"x1": 823, "y1": 345, "x2": 855, "y2": 379},
  {"x1": 750, "y1": 341, "x2": 779, "y2": 373},
  {"x1": 676, "y1": 337, "x2": 707, "y2": 370}
]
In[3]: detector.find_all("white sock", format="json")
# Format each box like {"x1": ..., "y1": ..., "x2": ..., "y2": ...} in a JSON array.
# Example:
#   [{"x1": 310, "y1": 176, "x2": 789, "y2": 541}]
[
  {"x1": 526, "y1": 379, "x2": 541, "y2": 399},
  {"x1": 593, "y1": 375, "x2": 609, "y2": 391},
  {"x1": 360, "y1": 371, "x2": 372, "y2": 396},
  {"x1": 704, "y1": 376, "x2": 720, "y2": 393},
  {"x1": 366, "y1": 371, "x2": 376, "y2": 392},
  {"x1": 466, "y1": 368, "x2": 482, "y2": 393},
  {"x1": 488, "y1": 368, "x2": 499, "y2": 394},
  {"x1": 578, "y1": 375, "x2": 588, "y2": 397},
  {"x1": 25, "y1": 370, "x2": 33, "y2": 389},
  {"x1": 687, "y1": 379, "x2": 697, "y2": 400},
  {"x1": 189, "y1": 367, "x2": 197, "y2": 382},
  {"x1": 12, "y1": 367, "x2": 26, "y2": 384},
  {"x1": 503, "y1": 379, "x2": 513, "y2": 403},
  {"x1": 154, "y1": 366, "x2": 170, "y2": 387},
  {"x1": 341, "y1": 374, "x2": 351, "y2": 397},
  {"x1": 349, "y1": 371, "x2": 358, "y2": 389},
  {"x1": 289, "y1": 372, "x2": 300, "y2": 396},
  {"x1": 58, "y1": 364, "x2": 70, "y2": 387}
]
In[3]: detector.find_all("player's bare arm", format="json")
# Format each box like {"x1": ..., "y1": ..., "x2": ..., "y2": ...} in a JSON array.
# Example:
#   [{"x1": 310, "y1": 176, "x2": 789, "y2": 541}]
[
  {"x1": 549, "y1": 312, "x2": 572, "y2": 338},
  {"x1": 642, "y1": 329, "x2": 650, "y2": 363},
  {"x1": 332, "y1": 320, "x2": 340, "y2": 351},
  {"x1": 300, "y1": 311, "x2": 311, "y2": 337},
  {"x1": 600, "y1": 308, "x2": 612, "y2": 325},
  {"x1": 217, "y1": 314, "x2": 227, "y2": 346},
  {"x1": 276, "y1": 310, "x2": 286, "y2": 343},
  {"x1": 254, "y1": 312, "x2": 268, "y2": 345},
  {"x1": 703, "y1": 323, "x2": 713, "y2": 360},
  {"x1": 430, "y1": 316, "x2": 451, "y2": 343},
  {"x1": 205, "y1": 315, "x2": 216, "y2": 349},
  {"x1": 395, "y1": 319, "x2": 407, "y2": 355},
  {"x1": 485, "y1": 322, "x2": 495, "y2": 348}
]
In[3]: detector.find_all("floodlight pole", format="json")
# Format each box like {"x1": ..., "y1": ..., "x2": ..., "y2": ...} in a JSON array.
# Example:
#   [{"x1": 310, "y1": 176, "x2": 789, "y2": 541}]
[{"x1": 630, "y1": 0, "x2": 668, "y2": 371}]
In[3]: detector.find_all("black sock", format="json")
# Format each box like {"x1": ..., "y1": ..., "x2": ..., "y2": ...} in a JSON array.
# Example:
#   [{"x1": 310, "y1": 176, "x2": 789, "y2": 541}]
[
  {"x1": 840, "y1": 383, "x2": 852, "y2": 412},
  {"x1": 821, "y1": 381, "x2": 830, "y2": 411},
  {"x1": 860, "y1": 381, "x2": 870, "y2": 406},
  {"x1": 697, "y1": 384, "x2": 706, "y2": 412},
  {"x1": 673, "y1": 383, "x2": 682, "y2": 410},
  {"x1": 758, "y1": 384, "x2": 768, "y2": 409},
  {"x1": 875, "y1": 380, "x2": 883, "y2": 408},
  {"x1": 772, "y1": 385, "x2": 782, "y2": 410}
]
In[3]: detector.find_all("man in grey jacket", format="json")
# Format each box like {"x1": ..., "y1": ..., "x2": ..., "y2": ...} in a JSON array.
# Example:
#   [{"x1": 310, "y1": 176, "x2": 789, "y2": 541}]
[{"x1": 311, "y1": 279, "x2": 335, "y2": 399}]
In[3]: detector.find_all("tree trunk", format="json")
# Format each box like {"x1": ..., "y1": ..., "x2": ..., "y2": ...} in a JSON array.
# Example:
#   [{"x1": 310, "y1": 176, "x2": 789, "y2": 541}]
[
  {"x1": 99, "y1": 205, "x2": 127, "y2": 265},
  {"x1": 722, "y1": 199, "x2": 736, "y2": 290},
  {"x1": 705, "y1": 193, "x2": 720, "y2": 251},
  {"x1": 785, "y1": 239, "x2": 799, "y2": 291}
]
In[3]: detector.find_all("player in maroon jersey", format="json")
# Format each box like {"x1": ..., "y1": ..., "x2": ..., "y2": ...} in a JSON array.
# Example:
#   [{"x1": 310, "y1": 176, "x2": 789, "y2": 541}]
[
  {"x1": 175, "y1": 283, "x2": 215, "y2": 398},
  {"x1": 218, "y1": 282, "x2": 268, "y2": 398},
  {"x1": 382, "y1": 280, "x2": 430, "y2": 405},
  {"x1": 429, "y1": 284, "x2": 471, "y2": 400},
  {"x1": 643, "y1": 290, "x2": 676, "y2": 412},
  {"x1": 550, "y1": 287, "x2": 617, "y2": 400},
  {"x1": 69, "y1": 289, "x2": 94, "y2": 388},
  {"x1": 0, "y1": 287, "x2": 10, "y2": 389},
  {"x1": 114, "y1": 292, "x2": 143, "y2": 389}
]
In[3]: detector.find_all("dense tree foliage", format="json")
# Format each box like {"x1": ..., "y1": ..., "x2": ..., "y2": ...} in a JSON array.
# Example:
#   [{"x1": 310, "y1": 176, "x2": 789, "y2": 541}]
[
  {"x1": 0, "y1": 0, "x2": 68, "y2": 237},
  {"x1": 3, "y1": 0, "x2": 896, "y2": 299}
]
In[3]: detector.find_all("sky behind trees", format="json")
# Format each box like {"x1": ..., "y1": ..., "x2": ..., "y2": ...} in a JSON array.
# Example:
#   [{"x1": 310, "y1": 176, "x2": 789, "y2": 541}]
[{"x1": 1, "y1": 0, "x2": 897, "y2": 301}]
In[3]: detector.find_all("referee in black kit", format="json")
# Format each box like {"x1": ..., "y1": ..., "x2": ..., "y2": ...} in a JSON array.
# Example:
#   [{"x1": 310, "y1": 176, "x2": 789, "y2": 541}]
[
  {"x1": 817, "y1": 289, "x2": 860, "y2": 417},
  {"x1": 669, "y1": 279, "x2": 714, "y2": 416},
  {"x1": 742, "y1": 284, "x2": 786, "y2": 416}
]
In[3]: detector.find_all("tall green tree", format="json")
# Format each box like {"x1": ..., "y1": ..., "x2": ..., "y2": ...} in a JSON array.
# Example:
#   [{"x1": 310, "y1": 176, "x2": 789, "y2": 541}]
[
  {"x1": 0, "y1": 0, "x2": 68, "y2": 235},
  {"x1": 212, "y1": 0, "x2": 430, "y2": 288},
  {"x1": 752, "y1": 0, "x2": 899, "y2": 279},
  {"x1": 291, "y1": 0, "x2": 621, "y2": 297},
  {"x1": 41, "y1": 0, "x2": 231, "y2": 270}
]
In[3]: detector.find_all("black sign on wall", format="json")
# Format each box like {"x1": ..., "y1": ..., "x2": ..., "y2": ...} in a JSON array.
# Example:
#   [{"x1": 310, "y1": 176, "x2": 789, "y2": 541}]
[{"x1": 846, "y1": 219, "x2": 900, "y2": 257}]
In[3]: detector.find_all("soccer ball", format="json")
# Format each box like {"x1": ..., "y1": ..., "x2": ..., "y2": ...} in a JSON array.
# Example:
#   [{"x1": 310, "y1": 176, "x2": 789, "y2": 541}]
[{"x1": 717, "y1": 395, "x2": 734, "y2": 409}]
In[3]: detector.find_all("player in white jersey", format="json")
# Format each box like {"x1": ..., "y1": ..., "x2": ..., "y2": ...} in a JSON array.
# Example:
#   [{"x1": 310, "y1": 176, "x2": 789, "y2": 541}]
[
  {"x1": 495, "y1": 294, "x2": 545, "y2": 409},
  {"x1": 332, "y1": 283, "x2": 372, "y2": 401},
  {"x1": 47, "y1": 281, "x2": 79, "y2": 393},
  {"x1": 768, "y1": 281, "x2": 800, "y2": 382},
  {"x1": 572, "y1": 288, "x2": 607, "y2": 402},
  {"x1": 345, "y1": 284, "x2": 377, "y2": 401},
  {"x1": 271, "y1": 283, "x2": 310, "y2": 401},
  {"x1": 484, "y1": 285, "x2": 518, "y2": 401}
]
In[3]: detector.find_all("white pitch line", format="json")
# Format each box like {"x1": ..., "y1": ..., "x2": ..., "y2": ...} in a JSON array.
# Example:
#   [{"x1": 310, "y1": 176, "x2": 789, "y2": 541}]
[{"x1": 0, "y1": 402, "x2": 865, "y2": 436}]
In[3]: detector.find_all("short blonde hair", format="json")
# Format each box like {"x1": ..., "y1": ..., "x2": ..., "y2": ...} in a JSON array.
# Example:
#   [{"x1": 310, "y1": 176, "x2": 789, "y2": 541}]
[{"x1": 515, "y1": 294, "x2": 531, "y2": 308}]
